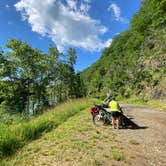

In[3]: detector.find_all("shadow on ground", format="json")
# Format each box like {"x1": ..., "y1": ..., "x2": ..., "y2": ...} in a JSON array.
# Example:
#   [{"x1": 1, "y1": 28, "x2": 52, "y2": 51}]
[{"x1": 120, "y1": 114, "x2": 148, "y2": 130}]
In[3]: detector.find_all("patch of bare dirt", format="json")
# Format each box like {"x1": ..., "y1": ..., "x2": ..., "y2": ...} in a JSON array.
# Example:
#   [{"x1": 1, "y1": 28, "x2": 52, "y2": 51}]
[{"x1": 114, "y1": 104, "x2": 166, "y2": 166}]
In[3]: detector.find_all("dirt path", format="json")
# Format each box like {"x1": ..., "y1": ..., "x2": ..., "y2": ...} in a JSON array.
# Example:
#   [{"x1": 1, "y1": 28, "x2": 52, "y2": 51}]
[{"x1": 115, "y1": 104, "x2": 166, "y2": 166}]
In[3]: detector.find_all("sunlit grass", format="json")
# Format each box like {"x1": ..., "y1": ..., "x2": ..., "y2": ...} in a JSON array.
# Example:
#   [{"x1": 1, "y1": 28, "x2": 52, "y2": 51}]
[
  {"x1": 120, "y1": 96, "x2": 166, "y2": 112},
  {"x1": 0, "y1": 98, "x2": 99, "y2": 159},
  {"x1": 110, "y1": 146, "x2": 125, "y2": 161},
  {"x1": 1, "y1": 100, "x2": 125, "y2": 166}
]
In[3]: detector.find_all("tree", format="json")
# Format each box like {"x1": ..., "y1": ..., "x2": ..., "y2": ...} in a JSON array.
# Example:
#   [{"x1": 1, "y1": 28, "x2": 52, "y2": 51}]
[
  {"x1": 0, "y1": 39, "x2": 51, "y2": 113},
  {"x1": 0, "y1": 40, "x2": 86, "y2": 114}
]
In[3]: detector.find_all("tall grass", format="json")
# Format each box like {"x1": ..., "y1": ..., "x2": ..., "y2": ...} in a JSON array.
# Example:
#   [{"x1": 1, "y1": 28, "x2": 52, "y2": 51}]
[
  {"x1": 0, "y1": 124, "x2": 20, "y2": 158},
  {"x1": 0, "y1": 98, "x2": 99, "y2": 158}
]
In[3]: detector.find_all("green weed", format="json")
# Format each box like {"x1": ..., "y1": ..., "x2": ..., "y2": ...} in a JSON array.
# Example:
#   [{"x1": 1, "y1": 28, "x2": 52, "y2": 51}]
[{"x1": 110, "y1": 147, "x2": 125, "y2": 161}]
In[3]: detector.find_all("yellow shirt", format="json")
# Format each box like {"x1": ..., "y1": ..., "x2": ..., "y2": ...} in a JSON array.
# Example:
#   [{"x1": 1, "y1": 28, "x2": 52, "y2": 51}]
[{"x1": 109, "y1": 100, "x2": 119, "y2": 112}]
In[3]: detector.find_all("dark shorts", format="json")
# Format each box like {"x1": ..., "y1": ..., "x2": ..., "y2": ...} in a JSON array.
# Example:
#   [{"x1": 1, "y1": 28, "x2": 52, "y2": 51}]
[{"x1": 111, "y1": 111, "x2": 120, "y2": 118}]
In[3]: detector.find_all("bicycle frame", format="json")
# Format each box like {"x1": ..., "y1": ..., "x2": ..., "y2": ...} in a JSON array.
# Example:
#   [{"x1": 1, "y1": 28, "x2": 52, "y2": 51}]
[{"x1": 99, "y1": 107, "x2": 112, "y2": 122}]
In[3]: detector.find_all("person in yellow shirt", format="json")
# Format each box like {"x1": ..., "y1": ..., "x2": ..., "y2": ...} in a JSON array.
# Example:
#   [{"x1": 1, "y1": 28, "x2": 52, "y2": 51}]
[{"x1": 109, "y1": 97, "x2": 121, "y2": 129}]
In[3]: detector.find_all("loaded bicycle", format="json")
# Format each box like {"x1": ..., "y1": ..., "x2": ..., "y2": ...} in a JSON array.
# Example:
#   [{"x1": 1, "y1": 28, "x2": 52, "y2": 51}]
[{"x1": 89, "y1": 104, "x2": 126, "y2": 127}]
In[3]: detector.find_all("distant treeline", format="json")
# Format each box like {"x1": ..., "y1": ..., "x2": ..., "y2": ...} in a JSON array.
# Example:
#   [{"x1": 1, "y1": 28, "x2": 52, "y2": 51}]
[
  {"x1": 0, "y1": 39, "x2": 86, "y2": 114},
  {"x1": 81, "y1": 0, "x2": 166, "y2": 100}
]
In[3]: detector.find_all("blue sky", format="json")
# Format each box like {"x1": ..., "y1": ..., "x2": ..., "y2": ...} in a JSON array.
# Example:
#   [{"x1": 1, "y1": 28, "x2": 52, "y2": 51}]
[{"x1": 0, "y1": 0, "x2": 141, "y2": 71}]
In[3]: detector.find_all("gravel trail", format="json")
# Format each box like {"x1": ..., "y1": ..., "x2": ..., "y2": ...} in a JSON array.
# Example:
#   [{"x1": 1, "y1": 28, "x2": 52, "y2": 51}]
[{"x1": 115, "y1": 105, "x2": 166, "y2": 166}]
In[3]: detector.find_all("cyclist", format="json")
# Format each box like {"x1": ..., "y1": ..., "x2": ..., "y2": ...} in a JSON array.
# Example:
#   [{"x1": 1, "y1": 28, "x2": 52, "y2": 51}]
[{"x1": 109, "y1": 97, "x2": 121, "y2": 129}]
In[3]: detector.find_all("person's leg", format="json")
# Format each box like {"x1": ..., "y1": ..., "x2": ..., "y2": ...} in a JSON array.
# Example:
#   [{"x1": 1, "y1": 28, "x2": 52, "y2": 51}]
[
  {"x1": 114, "y1": 112, "x2": 120, "y2": 129},
  {"x1": 112, "y1": 117, "x2": 116, "y2": 129},
  {"x1": 116, "y1": 117, "x2": 119, "y2": 129}
]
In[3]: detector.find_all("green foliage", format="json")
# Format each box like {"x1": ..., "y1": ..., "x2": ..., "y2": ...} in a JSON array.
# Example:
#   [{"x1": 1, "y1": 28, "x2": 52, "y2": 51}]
[
  {"x1": 81, "y1": 0, "x2": 166, "y2": 100},
  {"x1": 111, "y1": 149, "x2": 125, "y2": 161},
  {"x1": 0, "y1": 40, "x2": 85, "y2": 114}
]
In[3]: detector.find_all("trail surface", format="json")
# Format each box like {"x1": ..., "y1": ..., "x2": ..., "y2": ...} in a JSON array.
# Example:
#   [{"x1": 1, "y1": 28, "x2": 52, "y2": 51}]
[{"x1": 116, "y1": 104, "x2": 166, "y2": 166}]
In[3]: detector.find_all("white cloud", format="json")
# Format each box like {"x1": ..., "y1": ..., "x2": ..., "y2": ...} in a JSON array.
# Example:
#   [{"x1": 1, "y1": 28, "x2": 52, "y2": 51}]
[
  {"x1": 108, "y1": 3, "x2": 129, "y2": 24},
  {"x1": 104, "y1": 38, "x2": 112, "y2": 48},
  {"x1": 67, "y1": 0, "x2": 77, "y2": 11},
  {"x1": 15, "y1": 0, "x2": 110, "y2": 51},
  {"x1": 108, "y1": 3, "x2": 120, "y2": 21},
  {"x1": 80, "y1": 2, "x2": 90, "y2": 15}
]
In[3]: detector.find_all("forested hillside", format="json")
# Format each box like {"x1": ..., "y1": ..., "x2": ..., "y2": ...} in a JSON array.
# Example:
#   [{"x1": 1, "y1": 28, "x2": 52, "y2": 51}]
[{"x1": 81, "y1": 0, "x2": 166, "y2": 101}]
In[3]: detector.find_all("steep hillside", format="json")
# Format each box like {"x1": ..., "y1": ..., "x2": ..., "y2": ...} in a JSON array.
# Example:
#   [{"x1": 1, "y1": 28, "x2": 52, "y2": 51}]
[{"x1": 81, "y1": 0, "x2": 166, "y2": 100}]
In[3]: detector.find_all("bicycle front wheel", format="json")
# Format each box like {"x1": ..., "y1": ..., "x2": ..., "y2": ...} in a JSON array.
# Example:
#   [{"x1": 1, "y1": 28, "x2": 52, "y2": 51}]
[{"x1": 93, "y1": 114, "x2": 104, "y2": 126}]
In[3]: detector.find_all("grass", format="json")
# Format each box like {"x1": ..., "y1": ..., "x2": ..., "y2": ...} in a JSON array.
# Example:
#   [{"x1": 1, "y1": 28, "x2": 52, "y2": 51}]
[
  {"x1": 0, "y1": 124, "x2": 20, "y2": 158},
  {"x1": 111, "y1": 149, "x2": 125, "y2": 161},
  {"x1": 109, "y1": 145, "x2": 125, "y2": 161},
  {"x1": 0, "y1": 98, "x2": 99, "y2": 159},
  {"x1": 120, "y1": 96, "x2": 166, "y2": 112},
  {"x1": 1, "y1": 102, "x2": 125, "y2": 166},
  {"x1": 145, "y1": 99, "x2": 166, "y2": 111}
]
